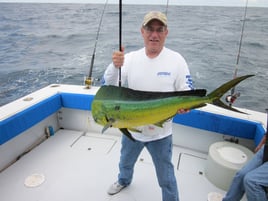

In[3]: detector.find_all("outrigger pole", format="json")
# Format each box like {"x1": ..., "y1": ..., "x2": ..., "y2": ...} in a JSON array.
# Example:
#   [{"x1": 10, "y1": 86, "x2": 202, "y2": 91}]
[
  {"x1": 85, "y1": 0, "x2": 109, "y2": 88},
  {"x1": 226, "y1": 0, "x2": 248, "y2": 106}
]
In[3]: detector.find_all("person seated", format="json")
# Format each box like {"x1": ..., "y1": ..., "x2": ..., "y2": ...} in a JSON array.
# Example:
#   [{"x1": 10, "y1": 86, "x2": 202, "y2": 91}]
[{"x1": 222, "y1": 133, "x2": 268, "y2": 201}]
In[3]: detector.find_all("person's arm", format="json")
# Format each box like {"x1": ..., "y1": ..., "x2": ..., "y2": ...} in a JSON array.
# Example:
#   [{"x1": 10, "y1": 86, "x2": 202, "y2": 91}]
[
  {"x1": 102, "y1": 63, "x2": 120, "y2": 86},
  {"x1": 255, "y1": 133, "x2": 267, "y2": 153},
  {"x1": 175, "y1": 55, "x2": 193, "y2": 114},
  {"x1": 102, "y1": 47, "x2": 125, "y2": 86}
]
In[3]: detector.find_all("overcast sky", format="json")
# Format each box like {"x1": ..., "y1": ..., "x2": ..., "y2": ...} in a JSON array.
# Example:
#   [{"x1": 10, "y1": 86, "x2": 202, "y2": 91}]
[{"x1": 0, "y1": 0, "x2": 267, "y2": 7}]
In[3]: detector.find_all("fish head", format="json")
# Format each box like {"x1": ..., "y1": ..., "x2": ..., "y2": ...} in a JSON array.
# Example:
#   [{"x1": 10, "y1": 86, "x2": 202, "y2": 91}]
[{"x1": 91, "y1": 100, "x2": 108, "y2": 126}]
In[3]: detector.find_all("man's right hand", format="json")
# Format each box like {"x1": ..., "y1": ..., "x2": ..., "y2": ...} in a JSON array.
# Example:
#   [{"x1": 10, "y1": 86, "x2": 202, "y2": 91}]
[{"x1": 113, "y1": 47, "x2": 125, "y2": 68}]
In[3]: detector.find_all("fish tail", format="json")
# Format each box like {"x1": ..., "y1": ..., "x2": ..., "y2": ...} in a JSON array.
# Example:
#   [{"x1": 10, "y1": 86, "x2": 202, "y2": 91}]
[{"x1": 207, "y1": 75, "x2": 254, "y2": 112}]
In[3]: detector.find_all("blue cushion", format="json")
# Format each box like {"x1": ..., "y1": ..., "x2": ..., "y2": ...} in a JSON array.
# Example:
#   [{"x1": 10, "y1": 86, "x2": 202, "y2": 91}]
[
  {"x1": 60, "y1": 93, "x2": 94, "y2": 110},
  {"x1": 0, "y1": 92, "x2": 265, "y2": 146},
  {"x1": 173, "y1": 109, "x2": 265, "y2": 146},
  {"x1": 0, "y1": 94, "x2": 61, "y2": 145}
]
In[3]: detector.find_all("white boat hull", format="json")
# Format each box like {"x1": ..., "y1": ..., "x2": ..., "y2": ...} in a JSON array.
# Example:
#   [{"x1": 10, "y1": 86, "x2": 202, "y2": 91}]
[{"x1": 0, "y1": 84, "x2": 266, "y2": 201}]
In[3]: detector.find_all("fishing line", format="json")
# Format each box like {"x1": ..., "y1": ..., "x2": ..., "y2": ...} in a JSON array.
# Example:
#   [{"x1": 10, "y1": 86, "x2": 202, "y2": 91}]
[
  {"x1": 226, "y1": 0, "x2": 248, "y2": 106},
  {"x1": 85, "y1": 0, "x2": 109, "y2": 88}
]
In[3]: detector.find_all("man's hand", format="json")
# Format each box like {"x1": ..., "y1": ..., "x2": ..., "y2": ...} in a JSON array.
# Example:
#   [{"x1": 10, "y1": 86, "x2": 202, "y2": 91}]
[
  {"x1": 177, "y1": 109, "x2": 190, "y2": 114},
  {"x1": 255, "y1": 134, "x2": 266, "y2": 153},
  {"x1": 113, "y1": 47, "x2": 125, "y2": 68}
]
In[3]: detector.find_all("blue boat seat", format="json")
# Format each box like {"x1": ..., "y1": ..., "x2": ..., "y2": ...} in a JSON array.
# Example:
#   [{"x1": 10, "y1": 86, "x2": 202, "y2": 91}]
[
  {"x1": 0, "y1": 92, "x2": 95, "y2": 145},
  {"x1": 0, "y1": 92, "x2": 265, "y2": 147},
  {"x1": 0, "y1": 94, "x2": 61, "y2": 145},
  {"x1": 173, "y1": 109, "x2": 265, "y2": 147}
]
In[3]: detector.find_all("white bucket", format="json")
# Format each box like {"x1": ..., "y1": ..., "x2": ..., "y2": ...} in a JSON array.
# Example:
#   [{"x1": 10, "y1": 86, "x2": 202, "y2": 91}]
[{"x1": 205, "y1": 141, "x2": 253, "y2": 191}]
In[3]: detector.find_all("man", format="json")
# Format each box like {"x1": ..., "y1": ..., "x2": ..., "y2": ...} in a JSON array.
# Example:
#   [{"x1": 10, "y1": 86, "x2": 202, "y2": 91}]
[
  {"x1": 102, "y1": 11, "x2": 193, "y2": 201},
  {"x1": 222, "y1": 134, "x2": 268, "y2": 201}
]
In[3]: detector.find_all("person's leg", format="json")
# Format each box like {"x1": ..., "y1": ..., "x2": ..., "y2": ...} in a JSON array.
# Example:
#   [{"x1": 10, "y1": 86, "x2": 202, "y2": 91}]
[
  {"x1": 146, "y1": 135, "x2": 179, "y2": 201},
  {"x1": 118, "y1": 135, "x2": 144, "y2": 186},
  {"x1": 244, "y1": 161, "x2": 268, "y2": 201},
  {"x1": 223, "y1": 146, "x2": 264, "y2": 201}
]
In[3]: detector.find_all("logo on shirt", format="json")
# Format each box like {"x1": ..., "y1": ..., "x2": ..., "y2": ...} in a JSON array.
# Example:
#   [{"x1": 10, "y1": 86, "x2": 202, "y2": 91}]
[
  {"x1": 157, "y1": 72, "x2": 171, "y2": 76},
  {"x1": 186, "y1": 75, "x2": 194, "y2": 89}
]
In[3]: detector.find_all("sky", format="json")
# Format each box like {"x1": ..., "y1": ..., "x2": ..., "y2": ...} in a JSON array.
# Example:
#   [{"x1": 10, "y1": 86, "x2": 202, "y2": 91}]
[{"x1": 0, "y1": 0, "x2": 267, "y2": 7}]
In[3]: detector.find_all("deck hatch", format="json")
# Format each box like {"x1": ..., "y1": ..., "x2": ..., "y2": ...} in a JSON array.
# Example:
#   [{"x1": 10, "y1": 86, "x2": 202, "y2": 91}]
[
  {"x1": 71, "y1": 134, "x2": 117, "y2": 154},
  {"x1": 177, "y1": 152, "x2": 206, "y2": 175}
]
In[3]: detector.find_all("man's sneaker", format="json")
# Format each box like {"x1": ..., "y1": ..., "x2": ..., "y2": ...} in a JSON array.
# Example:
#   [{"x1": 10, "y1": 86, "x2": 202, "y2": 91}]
[{"x1": 107, "y1": 181, "x2": 126, "y2": 195}]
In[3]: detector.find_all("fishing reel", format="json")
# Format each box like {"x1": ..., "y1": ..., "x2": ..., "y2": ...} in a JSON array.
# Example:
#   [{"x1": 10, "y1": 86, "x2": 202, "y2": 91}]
[
  {"x1": 84, "y1": 77, "x2": 93, "y2": 89},
  {"x1": 84, "y1": 77, "x2": 101, "y2": 89},
  {"x1": 225, "y1": 92, "x2": 240, "y2": 105}
]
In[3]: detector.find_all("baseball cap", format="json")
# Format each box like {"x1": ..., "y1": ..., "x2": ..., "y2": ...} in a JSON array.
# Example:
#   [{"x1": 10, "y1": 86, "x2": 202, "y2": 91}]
[{"x1": 142, "y1": 11, "x2": 167, "y2": 27}]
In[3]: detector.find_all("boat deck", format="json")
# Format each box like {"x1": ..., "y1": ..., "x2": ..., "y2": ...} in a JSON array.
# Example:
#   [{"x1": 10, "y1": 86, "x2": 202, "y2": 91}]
[{"x1": 0, "y1": 129, "x2": 247, "y2": 201}]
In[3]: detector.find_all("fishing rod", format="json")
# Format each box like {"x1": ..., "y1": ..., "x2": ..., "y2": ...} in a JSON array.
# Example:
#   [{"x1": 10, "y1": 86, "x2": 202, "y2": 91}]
[
  {"x1": 226, "y1": 0, "x2": 248, "y2": 106},
  {"x1": 118, "y1": 0, "x2": 122, "y2": 87},
  {"x1": 85, "y1": 0, "x2": 109, "y2": 88},
  {"x1": 165, "y1": 0, "x2": 169, "y2": 16},
  {"x1": 117, "y1": 0, "x2": 170, "y2": 86}
]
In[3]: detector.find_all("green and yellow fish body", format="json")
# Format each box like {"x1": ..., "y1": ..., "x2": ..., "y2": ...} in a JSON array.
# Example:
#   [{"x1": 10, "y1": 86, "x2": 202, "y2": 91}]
[
  {"x1": 91, "y1": 75, "x2": 253, "y2": 139},
  {"x1": 92, "y1": 93, "x2": 207, "y2": 128}
]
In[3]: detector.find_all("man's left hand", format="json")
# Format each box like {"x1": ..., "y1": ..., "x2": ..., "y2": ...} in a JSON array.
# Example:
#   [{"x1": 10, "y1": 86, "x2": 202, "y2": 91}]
[{"x1": 177, "y1": 109, "x2": 190, "y2": 114}]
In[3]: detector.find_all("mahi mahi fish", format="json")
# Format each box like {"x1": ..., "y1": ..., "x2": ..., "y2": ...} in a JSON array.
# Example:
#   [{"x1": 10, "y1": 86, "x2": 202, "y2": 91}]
[{"x1": 91, "y1": 75, "x2": 253, "y2": 140}]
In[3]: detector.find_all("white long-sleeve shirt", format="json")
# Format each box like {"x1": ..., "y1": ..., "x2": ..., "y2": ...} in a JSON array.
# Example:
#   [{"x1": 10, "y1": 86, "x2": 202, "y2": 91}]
[{"x1": 103, "y1": 47, "x2": 193, "y2": 142}]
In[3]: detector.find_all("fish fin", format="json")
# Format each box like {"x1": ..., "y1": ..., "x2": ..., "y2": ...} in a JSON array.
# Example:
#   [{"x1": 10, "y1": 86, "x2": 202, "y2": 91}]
[
  {"x1": 207, "y1": 75, "x2": 254, "y2": 113},
  {"x1": 101, "y1": 118, "x2": 114, "y2": 133},
  {"x1": 119, "y1": 128, "x2": 136, "y2": 141},
  {"x1": 190, "y1": 103, "x2": 207, "y2": 109},
  {"x1": 96, "y1": 85, "x2": 207, "y2": 101},
  {"x1": 154, "y1": 118, "x2": 173, "y2": 127},
  {"x1": 212, "y1": 99, "x2": 247, "y2": 114},
  {"x1": 129, "y1": 128, "x2": 142, "y2": 133},
  {"x1": 154, "y1": 121, "x2": 166, "y2": 127},
  {"x1": 101, "y1": 124, "x2": 111, "y2": 133},
  {"x1": 208, "y1": 75, "x2": 254, "y2": 99}
]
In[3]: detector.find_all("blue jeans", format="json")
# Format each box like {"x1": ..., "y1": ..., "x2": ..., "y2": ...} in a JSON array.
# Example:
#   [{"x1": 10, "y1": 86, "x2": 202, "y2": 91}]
[
  {"x1": 223, "y1": 146, "x2": 268, "y2": 201},
  {"x1": 118, "y1": 135, "x2": 179, "y2": 201}
]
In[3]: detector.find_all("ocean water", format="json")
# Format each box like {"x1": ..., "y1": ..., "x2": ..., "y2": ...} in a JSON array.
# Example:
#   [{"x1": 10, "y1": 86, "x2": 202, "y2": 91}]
[{"x1": 0, "y1": 3, "x2": 267, "y2": 112}]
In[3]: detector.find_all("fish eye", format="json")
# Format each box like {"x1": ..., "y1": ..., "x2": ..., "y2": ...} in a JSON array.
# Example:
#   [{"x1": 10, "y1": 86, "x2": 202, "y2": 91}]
[{"x1": 114, "y1": 105, "x2": 120, "y2": 110}]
